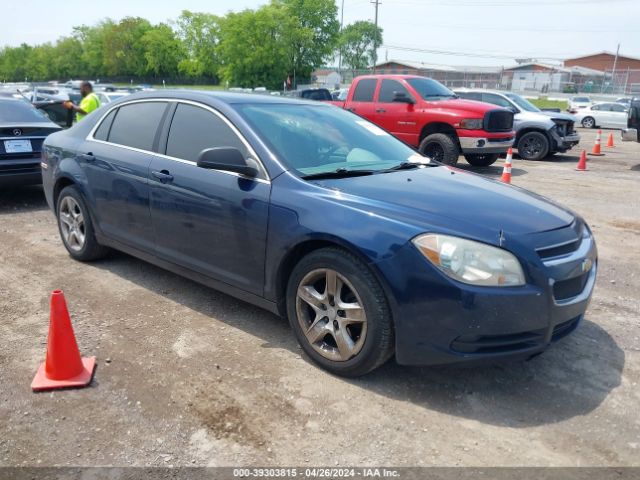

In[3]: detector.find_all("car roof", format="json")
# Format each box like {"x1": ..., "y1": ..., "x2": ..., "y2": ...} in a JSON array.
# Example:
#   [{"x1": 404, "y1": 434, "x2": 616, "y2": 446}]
[{"x1": 122, "y1": 89, "x2": 325, "y2": 107}]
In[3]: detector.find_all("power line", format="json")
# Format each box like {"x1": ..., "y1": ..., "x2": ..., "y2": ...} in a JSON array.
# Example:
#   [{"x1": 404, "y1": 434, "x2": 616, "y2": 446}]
[
  {"x1": 371, "y1": 0, "x2": 380, "y2": 72},
  {"x1": 383, "y1": 44, "x2": 566, "y2": 61},
  {"x1": 391, "y1": 0, "x2": 633, "y2": 6}
]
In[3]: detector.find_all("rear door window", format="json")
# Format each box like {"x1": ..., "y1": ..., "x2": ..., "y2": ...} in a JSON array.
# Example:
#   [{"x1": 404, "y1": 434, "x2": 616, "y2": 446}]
[
  {"x1": 107, "y1": 102, "x2": 168, "y2": 151},
  {"x1": 165, "y1": 103, "x2": 247, "y2": 162},
  {"x1": 352, "y1": 79, "x2": 377, "y2": 102}
]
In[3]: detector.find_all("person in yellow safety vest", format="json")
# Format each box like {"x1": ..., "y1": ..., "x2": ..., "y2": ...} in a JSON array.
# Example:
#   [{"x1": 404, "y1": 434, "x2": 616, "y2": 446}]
[{"x1": 63, "y1": 81, "x2": 101, "y2": 122}]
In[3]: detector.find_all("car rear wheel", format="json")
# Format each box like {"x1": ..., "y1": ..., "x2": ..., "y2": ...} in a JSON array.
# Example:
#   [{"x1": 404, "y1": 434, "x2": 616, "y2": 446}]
[
  {"x1": 419, "y1": 133, "x2": 460, "y2": 166},
  {"x1": 286, "y1": 248, "x2": 394, "y2": 377},
  {"x1": 517, "y1": 131, "x2": 550, "y2": 160},
  {"x1": 581, "y1": 116, "x2": 596, "y2": 129},
  {"x1": 464, "y1": 153, "x2": 499, "y2": 167},
  {"x1": 57, "y1": 185, "x2": 109, "y2": 261}
]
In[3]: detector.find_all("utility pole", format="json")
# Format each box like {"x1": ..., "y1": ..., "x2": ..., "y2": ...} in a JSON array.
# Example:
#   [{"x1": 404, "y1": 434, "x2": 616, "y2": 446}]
[
  {"x1": 611, "y1": 43, "x2": 620, "y2": 94},
  {"x1": 371, "y1": 0, "x2": 380, "y2": 73}
]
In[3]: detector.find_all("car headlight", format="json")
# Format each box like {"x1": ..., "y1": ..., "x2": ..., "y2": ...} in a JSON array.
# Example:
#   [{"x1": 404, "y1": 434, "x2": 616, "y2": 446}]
[
  {"x1": 459, "y1": 118, "x2": 484, "y2": 129},
  {"x1": 412, "y1": 234, "x2": 525, "y2": 286}
]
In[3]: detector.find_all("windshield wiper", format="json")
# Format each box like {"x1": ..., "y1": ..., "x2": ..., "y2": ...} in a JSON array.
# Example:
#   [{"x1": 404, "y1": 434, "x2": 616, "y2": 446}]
[
  {"x1": 378, "y1": 161, "x2": 437, "y2": 173},
  {"x1": 300, "y1": 168, "x2": 376, "y2": 180}
]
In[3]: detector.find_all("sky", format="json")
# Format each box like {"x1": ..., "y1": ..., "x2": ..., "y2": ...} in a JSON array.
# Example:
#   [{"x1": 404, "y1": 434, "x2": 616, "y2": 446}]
[{"x1": 2, "y1": 0, "x2": 640, "y2": 68}]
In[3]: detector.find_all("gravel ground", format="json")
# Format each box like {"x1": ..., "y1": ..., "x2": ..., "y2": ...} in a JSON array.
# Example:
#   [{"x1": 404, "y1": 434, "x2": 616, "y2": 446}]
[{"x1": 0, "y1": 128, "x2": 639, "y2": 467}]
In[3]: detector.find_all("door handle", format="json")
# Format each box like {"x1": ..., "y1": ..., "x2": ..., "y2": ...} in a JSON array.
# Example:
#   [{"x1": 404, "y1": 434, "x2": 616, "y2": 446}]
[
  {"x1": 151, "y1": 170, "x2": 174, "y2": 183},
  {"x1": 375, "y1": 108, "x2": 386, "y2": 113},
  {"x1": 78, "y1": 152, "x2": 95, "y2": 163}
]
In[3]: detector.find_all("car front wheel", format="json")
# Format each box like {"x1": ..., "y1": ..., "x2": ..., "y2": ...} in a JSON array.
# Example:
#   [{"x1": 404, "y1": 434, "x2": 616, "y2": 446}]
[
  {"x1": 517, "y1": 131, "x2": 550, "y2": 160},
  {"x1": 57, "y1": 185, "x2": 109, "y2": 261},
  {"x1": 286, "y1": 248, "x2": 394, "y2": 377},
  {"x1": 419, "y1": 133, "x2": 460, "y2": 166}
]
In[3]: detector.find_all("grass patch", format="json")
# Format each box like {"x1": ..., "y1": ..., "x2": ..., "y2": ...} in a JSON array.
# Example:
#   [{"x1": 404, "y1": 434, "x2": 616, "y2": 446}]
[{"x1": 529, "y1": 98, "x2": 568, "y2": 111}]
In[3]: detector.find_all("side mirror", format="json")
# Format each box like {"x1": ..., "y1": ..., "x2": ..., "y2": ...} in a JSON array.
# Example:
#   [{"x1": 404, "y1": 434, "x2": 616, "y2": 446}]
[
  {"x1": 196, "y1": 147, "x2": 259, "y2": 178},
  {"x1": 392, "y1": 91, "x2": 415, "y2": 104}
]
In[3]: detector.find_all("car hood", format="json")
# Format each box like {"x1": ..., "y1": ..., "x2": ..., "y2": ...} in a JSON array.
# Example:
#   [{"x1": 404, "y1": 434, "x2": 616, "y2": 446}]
[
  {"x1": 422, "y1": 98, "x2": 500, "y2": 116},
  {"x1": 515, "y1": 111, "x2": 555, "y2": 127},
  {"x1": 316, "y1": 166, "x2": 574, "y2": 238},
  {"x1": 538, "y1": 111, "x2": 576, "y2": 122}
]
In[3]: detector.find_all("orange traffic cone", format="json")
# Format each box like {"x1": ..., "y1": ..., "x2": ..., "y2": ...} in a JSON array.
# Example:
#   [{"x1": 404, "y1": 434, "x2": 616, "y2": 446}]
[
  {"x1": 500, "y1": 147, "x2": 513, "y2": 184},
  {"x1": 606, "y1": 132, "x2": 615, "y2": 148},
  {"x1": 589, "y1": 129, "x2": 605, "y2": 156},
  {"x1": 31, "y1": 290, "x2": 96, "y2": 392},
  {"x1": 576, "y1": 150, "x2": 588, "y2": 171}
]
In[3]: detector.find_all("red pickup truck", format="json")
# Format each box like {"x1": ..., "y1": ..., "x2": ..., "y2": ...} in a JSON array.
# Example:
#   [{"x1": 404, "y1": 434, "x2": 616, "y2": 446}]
[{"x1": 329, "y1": 75, "x2": 515, "y2": 166}]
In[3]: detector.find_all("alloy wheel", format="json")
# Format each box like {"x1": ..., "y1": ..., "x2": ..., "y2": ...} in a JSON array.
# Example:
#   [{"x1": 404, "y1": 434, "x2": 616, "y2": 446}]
[
  {"x1": 58, "y1": 196, "x2": 86, "y2": 252},
  {"x1": 423, "y1": 143, "x2": 445, "y2": 162},
  {"x1": 295, "y1": 268, "x2": 368, "y2": 362},
  {"x1": 521, "y1": 136, "x2": 544, "y2": 158}
]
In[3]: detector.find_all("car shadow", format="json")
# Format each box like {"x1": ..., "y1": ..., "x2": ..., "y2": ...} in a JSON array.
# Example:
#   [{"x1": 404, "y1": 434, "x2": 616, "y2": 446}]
[
  {"x1": 92, "y1": 250, "x2": 623, "y2": 429},
  {"x1": 0, "y1": 185, "x2": 48, "y2": 214}
]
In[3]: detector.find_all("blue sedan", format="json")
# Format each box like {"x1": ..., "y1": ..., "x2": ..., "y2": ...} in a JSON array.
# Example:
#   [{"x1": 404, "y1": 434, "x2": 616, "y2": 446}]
[{"x1": 41, "y1": 91, "x2": 597, "y2": 376}]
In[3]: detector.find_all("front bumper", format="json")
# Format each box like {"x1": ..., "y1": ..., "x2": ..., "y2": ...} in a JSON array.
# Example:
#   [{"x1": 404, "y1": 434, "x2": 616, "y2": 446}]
[
  {"x1": 551, "y1": 131, "x2": 581, "y2": 152},
  {"x1": 375, "y1": 222, "x2": 597, "y2": 366},
  {"x1": 621, "y1": 128, "x2": 638, "y2": 142},
  {"x1": 459, "y1": 135, "x2": 515, "y2": 154}
]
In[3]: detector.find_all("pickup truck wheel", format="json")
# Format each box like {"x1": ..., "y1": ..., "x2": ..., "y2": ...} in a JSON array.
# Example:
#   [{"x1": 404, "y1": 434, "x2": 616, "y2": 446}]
[
  {"x1": 581, "y1": 116, "x2": 596, "y2": 129},
  {"x1": 517, "y1": 131, "x2": 550, "y2": 161},
  {"x1": 287, "y1": 248, "x2": 394, "y2": 377},
  {"x1": 464, "y1": 153, "x2": 499, "y2": 167},
  {"x1": 419, "y1": 133, "x2": 460, "y2": 166}
]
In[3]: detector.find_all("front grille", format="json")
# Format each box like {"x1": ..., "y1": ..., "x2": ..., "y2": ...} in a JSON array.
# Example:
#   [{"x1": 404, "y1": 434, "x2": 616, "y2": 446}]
[
  {"x1": 567, "y1": 121, "x2": 575, "y2": 134},
  {"x1": 451, "y1": 329, "x2": 545, "y2": 354},
  {"x1": 553, "y1": 273, "x2": 589, "y2": 301},
  {"x1": 484, "y1": 109, "x2": 513, "y2": 132},
  {"x1": 537, "y1": 238, "x2": 581, "y2": 259}
]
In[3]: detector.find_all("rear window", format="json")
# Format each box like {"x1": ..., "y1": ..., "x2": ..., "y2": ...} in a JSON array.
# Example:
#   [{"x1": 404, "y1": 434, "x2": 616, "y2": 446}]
[
  {"x1": 0, "y1": 99, "x2": 50, "y2": 123},
  {"x1": 93, "y1": 109, "x2": 117, "y2": 141},
  {"x1": 107, "y1": 102, "x2": 167, "y2": 151}
]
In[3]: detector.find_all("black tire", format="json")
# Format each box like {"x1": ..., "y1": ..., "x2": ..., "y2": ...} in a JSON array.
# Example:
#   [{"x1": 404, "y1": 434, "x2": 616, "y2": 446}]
[
  {"x1": 581, "y1": 116, "x2": 596, "y2": 129},
  {"x1": 286, "y1": 248, "x2": 394, "y2": 377},
  {"x1": 419, "y1": 133, "x2": 460, "y2": 166},
  {"x1": 517, "y1": 131, "x2": 550, "y2": 161},
  {"x1": 464, "y1": 153, "x2": 499, "y2": 167},
  {"x1": 56, "y1": 185, "x2": 109, "y2": 261}
]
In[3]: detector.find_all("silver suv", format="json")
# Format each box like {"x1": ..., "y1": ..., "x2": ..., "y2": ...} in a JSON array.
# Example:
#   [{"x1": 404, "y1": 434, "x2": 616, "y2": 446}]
[{"x1": 455, "y1": 89, "x2": 580, "y2": 161}]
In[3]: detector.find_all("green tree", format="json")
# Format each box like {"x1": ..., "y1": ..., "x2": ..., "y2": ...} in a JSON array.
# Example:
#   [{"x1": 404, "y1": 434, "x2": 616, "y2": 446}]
[
  {"x1": 51, "y1": 36, "x2": 86, "y2": 79},
  {"x1": 217, "y1": 5, "x2": 291, "y2": 89},
  {"x1": 0, "y1": 44, "x2": 32, "y2": 82},
  {"x1": 175, "y1": 10, "x2": 220, "y2": 80},
  {"x1": 73, "y1": 21, "x2": 113, "y2": 78},
  {"x1": 339, "y1": 21, "x2": 383, "y2": 72},
  {"x1": 141, "y1": 23, "x2": 185, "y2": 77},
  {"x1": 102, "y1": 17, "x2": 152, "y2": 77},
  {"x1": 278, "y1": 0, "x2": 340, "y2": 83}
]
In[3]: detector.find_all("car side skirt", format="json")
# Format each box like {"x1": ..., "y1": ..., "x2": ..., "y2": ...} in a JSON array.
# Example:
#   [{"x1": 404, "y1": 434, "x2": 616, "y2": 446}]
[{"x1": 95, "y1": 233, "x2": 281, "y2": 316}]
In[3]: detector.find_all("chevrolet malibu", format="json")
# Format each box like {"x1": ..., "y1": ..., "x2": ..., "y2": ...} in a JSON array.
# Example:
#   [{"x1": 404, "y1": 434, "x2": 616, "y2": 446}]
[{"x1": 41, "y1": 91, "x2": 597, "y2": 376}]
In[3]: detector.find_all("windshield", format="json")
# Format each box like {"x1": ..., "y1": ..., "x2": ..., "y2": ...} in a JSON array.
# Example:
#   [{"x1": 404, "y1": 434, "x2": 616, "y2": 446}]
[
  {"x1": 573, "y1": 97, "x2": 590, "y2": 102},
  {"x1": 236, "y1": 103, "x2": 430, "y2": 177},
  {"x1": 0, "y1": 99, "x2": 51, "y2": 123},
  {"x1": 505, "y1": 93, "x2": 540, "y2": 112},
  {"x1": 406, "y1": 78, "x2": 455, "y2": 100}
]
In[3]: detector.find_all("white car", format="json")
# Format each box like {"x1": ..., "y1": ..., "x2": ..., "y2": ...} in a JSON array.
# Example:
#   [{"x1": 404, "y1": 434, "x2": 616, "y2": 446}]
[
  {"x1": 568, "y1": 96, "x2": 592, "y2": 113},
  {"x1": 575, "y1": 102, "x2": 629, "y2": 129},
  {"x1": 95, "y1": 91, "x2": 129, "y2": 105}
]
